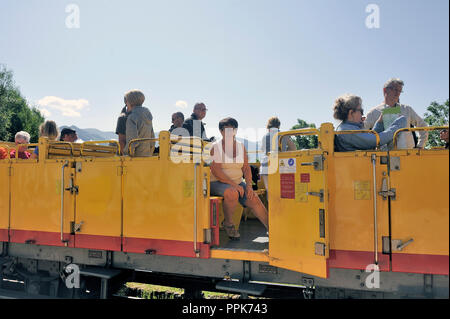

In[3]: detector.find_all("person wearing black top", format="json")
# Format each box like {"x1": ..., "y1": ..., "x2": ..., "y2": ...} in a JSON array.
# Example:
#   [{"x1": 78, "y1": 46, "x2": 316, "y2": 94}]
[{"x1": 182, "y1": 103, "x2": 214, "y2": 142}]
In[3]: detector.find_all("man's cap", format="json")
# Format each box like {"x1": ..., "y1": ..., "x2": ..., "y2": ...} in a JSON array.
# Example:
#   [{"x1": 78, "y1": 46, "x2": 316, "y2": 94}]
[{"x1": 61, "y1": 128, "x2": 76, "y2": 136}]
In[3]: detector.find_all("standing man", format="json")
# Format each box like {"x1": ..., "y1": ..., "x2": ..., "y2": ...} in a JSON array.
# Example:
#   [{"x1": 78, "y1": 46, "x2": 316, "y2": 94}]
[
  {"x1": 182, "y1": 102, "x2": 214, "y2": 141},
  {"x1": 364, "y1": 78, "x2": 428, "y2": 149},
  {"x1": 60, "y1": 128, "x2": 78, "y2": 142},
  {"x1": 124, "y1": 89, "x2": 155, "y2": 157}
]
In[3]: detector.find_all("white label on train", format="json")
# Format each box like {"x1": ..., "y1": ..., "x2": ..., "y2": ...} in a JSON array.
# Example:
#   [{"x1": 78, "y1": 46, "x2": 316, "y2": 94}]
[{"x1": 279, "y1": 158, "x2": 296, "y2": 173}]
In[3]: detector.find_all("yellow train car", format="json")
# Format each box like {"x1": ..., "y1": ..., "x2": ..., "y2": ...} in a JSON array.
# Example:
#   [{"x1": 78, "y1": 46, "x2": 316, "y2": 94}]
[{"x1": 0, "y1": 125, "x2": 448, "y2": 299}]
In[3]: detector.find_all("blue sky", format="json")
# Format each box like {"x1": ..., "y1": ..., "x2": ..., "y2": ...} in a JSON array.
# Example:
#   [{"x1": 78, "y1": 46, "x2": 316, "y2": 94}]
[{"x1": 0, "y1": 0, "x2": 448, "y2": 141}]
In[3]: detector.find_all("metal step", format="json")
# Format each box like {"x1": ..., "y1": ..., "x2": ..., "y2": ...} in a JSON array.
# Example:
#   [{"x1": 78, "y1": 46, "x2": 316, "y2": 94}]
[
  {"x1": 215, "y1": 280, "x2": 266, "y2": 296},
  {"x1": 0, "y1": 288, "x2": 58, "y2": 299}
]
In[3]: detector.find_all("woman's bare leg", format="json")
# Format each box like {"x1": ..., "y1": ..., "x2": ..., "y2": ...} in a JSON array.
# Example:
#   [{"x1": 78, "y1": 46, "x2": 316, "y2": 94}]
[
  {"x1": 223, "y1": 188, "x2": 239, "y2": 226},
  {"x1": 245, "y1": 196, "x2": 268, "y2": 230}
]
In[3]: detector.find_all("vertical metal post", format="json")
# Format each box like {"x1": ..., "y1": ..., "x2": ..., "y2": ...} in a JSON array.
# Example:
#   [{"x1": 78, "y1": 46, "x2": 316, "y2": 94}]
[
  {"x1": 194, "y1": 163, "x2": 200, "y2": 257},
  {"x1": 371, "y1": 154, "x2": 378, "y2": 264},
  {"x1": 61, "y1": 160, "x2": 69, "y2": 243}
]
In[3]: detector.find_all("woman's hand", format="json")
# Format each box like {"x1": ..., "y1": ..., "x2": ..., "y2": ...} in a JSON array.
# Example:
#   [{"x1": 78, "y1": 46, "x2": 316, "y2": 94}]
[
  {"x1": 231, "y1": 183, "x2": 245, "y2": 197},
  {"x1": 246, "y1": 184, "x2": 255, "y2": 200}
]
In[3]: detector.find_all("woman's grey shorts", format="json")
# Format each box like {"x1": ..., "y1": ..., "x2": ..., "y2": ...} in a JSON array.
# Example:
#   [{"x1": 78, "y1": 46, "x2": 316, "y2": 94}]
[{"x1": 210, "y1": 181, "x2": 248, "y2": 207}]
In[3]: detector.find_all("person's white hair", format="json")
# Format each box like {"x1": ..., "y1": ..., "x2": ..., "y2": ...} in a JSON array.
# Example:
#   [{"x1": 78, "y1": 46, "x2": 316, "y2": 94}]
[
  {"x1": 384, "y1": 78, "x2": 404, "y2": 89},
  {"x1": 15, "y1": 131, "x2": 31, "y2": 143}
]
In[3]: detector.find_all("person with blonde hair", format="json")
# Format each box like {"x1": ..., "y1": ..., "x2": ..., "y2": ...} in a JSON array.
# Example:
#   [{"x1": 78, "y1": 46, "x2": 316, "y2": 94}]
[
  {"x1": 333, "y1": 94, "x2": 407, "y2": 151},
  {"x1": 259, "y1": 116, "x2": 296, "y2": 192},
  {"x1": 123, "y1": 89, "x2": 155, "y2": 157},
  {"x1": 30, "y1": 120, "x2": 59, "y2": 159}
]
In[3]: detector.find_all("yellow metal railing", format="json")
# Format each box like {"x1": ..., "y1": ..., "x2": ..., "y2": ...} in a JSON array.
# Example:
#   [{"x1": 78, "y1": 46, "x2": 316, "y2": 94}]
[
  {"x1": 81, "y1": 140, "x2": 121, "y2": 156},
  {"x1": 393, "y1": 126, "x2": 449, "y2": 149},
  {"x1": 0, "y1": 143, "x2": 38, "y2": 159},
  {"x1": 274, "y1": 128, "x2": 320, "y2": 152}
]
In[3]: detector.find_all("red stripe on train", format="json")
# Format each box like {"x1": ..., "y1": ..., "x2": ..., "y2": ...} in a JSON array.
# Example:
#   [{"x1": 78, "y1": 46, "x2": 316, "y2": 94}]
[
  {"x1": 328, "y1": 249, "x2": 390, "y2": 271},
  {"x1": 76, "y1": 234, "x2": 121, "y2": 251},
  {"x1": 392, "y1": 253, "x2": 449, "y2": 275},
  {"x1": 123, "y1": 237, "x2": 210, "y2": 259},
  {"x1": 9, "y1": 229, "x2": 74, "y2": 247},
  {"x1": 0, "y1": 228, "x2": 8, "y2": 242}
]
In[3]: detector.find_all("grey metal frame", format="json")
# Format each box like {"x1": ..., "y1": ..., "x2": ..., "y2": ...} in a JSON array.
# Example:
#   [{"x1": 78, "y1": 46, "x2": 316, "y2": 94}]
[{"x1": 1, "y1": 242, "x2": 448, "y2": 299}]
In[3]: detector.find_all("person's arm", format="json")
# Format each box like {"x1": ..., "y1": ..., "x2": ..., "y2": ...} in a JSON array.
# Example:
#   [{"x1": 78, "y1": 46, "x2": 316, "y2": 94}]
[
  {"x1": 118, "y1": 134, "x2": 126, "y2": 155},
  {"x1": 182, "y1": 119, "x2": 194, "y2": 136},
  {"x1": 408, "y1": 106, "x2": 429, "y2": 148},
  {"x1": 372, "y1": 114, "x2": 384, "y2": 133},
  {"x1": 285, "y1": 137, "x2": 297, "y2": 151},
  {"x1": 30, "y1": 146, "x2": 38, "y2": 159}
]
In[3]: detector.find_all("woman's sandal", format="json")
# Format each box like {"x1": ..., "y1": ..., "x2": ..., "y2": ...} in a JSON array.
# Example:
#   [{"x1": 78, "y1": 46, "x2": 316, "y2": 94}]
[{"x1": 221, "y1": 221, "x2": 240, "y2": 240}]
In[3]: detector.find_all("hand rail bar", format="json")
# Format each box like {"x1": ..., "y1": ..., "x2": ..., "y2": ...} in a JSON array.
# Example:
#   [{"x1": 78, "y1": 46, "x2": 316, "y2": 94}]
[
  {"x1": 81, "y1": 140, "x2": 121, "y2": 156},
  {"x1": 393, "y1": 126, "x2": 449, "y2": 149},
  {"x1": 50, "y1": 141, "x2": 75, "y2": 157},
  {"x1": 273, "y1": 128, "x2": 320, "y2": 152}
]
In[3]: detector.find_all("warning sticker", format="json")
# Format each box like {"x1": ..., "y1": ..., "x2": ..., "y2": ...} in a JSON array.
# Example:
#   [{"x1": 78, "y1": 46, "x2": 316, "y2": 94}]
[
  {"x1": 280, "y1": 174, "x2": 295, "y2": 199},
  {"x1": 354, "y1": 181, "x2": 371, "y2": 200},
  {"x1": 183, "y1": 180, "x2": 194, "y2": 197},
  {"x1": 279, "y1": 158, "x2": 296, "y2": 174},
  {"x1": 300, "y1": 173, "x2": 310, "y2": 183},
  {"x1": 295, "y1": 182, "x2": 308, "y2": 202}
]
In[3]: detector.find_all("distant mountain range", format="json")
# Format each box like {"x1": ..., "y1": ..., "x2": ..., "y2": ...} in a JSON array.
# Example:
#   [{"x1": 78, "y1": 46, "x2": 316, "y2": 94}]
[{"x1": 60, "y1": 126, "x2": 262, "y2": 162}]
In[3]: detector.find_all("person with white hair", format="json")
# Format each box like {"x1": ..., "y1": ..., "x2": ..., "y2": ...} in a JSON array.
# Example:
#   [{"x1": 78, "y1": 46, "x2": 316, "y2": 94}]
[
  {"x1": 364, "y1": 78, "x2": 428, "y2": 149},
  {"x1": 10, "y1": 131, "x2": 32, "y2": 159},
  {"x1": 123, "y1": 89, "x2": 155, "y2": 157}
]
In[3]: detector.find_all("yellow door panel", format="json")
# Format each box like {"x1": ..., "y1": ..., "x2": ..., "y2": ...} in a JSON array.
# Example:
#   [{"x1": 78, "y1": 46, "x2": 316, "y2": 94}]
[
  {"x1": 268, "y1": 151, "x2": 329, "y2": 278},
  {"x1": 122, "y1": 157, "x2": 210, "y2": 257},
  {"x1": 328, "y1": 152, "x2": 390, "y2": 271},
  {"x1": 10, "y1": 160, "x2": 75, "y2": 246},
  {"x1": 389, "y1": 150, "x2": 449, "y2": 274},
  {"x1": 74, "y1": 158, "x2": 122, "y2": 251}
]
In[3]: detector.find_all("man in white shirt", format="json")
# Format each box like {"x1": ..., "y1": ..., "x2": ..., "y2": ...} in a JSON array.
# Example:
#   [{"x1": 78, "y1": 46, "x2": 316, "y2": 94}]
[{"x1": 364, "y1": 78, "x2": 428, "y2": 149}]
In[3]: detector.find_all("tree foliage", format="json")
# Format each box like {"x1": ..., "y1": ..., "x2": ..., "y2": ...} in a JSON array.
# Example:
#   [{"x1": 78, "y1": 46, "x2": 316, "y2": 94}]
[
  {"x1": 0, "y1": 64, "x2": 44, "y2": 143},
  {"x1": 290, "y1": 119, "x2": 318, "y2": 149},
  {"x1": 423, "y1": 99, "x2": 449, "y2": 148}
]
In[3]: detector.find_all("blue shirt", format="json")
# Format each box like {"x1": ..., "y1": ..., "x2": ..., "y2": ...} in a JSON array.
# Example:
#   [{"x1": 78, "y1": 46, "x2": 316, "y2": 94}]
[{"x1": 334, "y1": 116, "x2": 407, "y2": 152}]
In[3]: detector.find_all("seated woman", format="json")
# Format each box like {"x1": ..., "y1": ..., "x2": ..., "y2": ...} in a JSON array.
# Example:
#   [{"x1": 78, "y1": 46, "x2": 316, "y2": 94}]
[
  {"x1": 210, "y1": 117, "x2": 269, "y2": 240},
  {"x1": 30, "y1": 120, "x2": 59, "y2": 159},
  {"x1": 333, "y1": 94, "x2": 407, "y2": 151}
]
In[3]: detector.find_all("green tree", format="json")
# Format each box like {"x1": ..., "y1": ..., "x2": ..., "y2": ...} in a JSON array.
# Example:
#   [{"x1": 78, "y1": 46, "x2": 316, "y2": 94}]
[
  {"x1": 290, "y1": 119, "x2": 318, "y2": 149},
  {"x1": 0, "y1": 64, "x2": 44, "y2": 142},
  {"x1": 423, "y1": 99, "x2": 449, "y2": 148}
]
